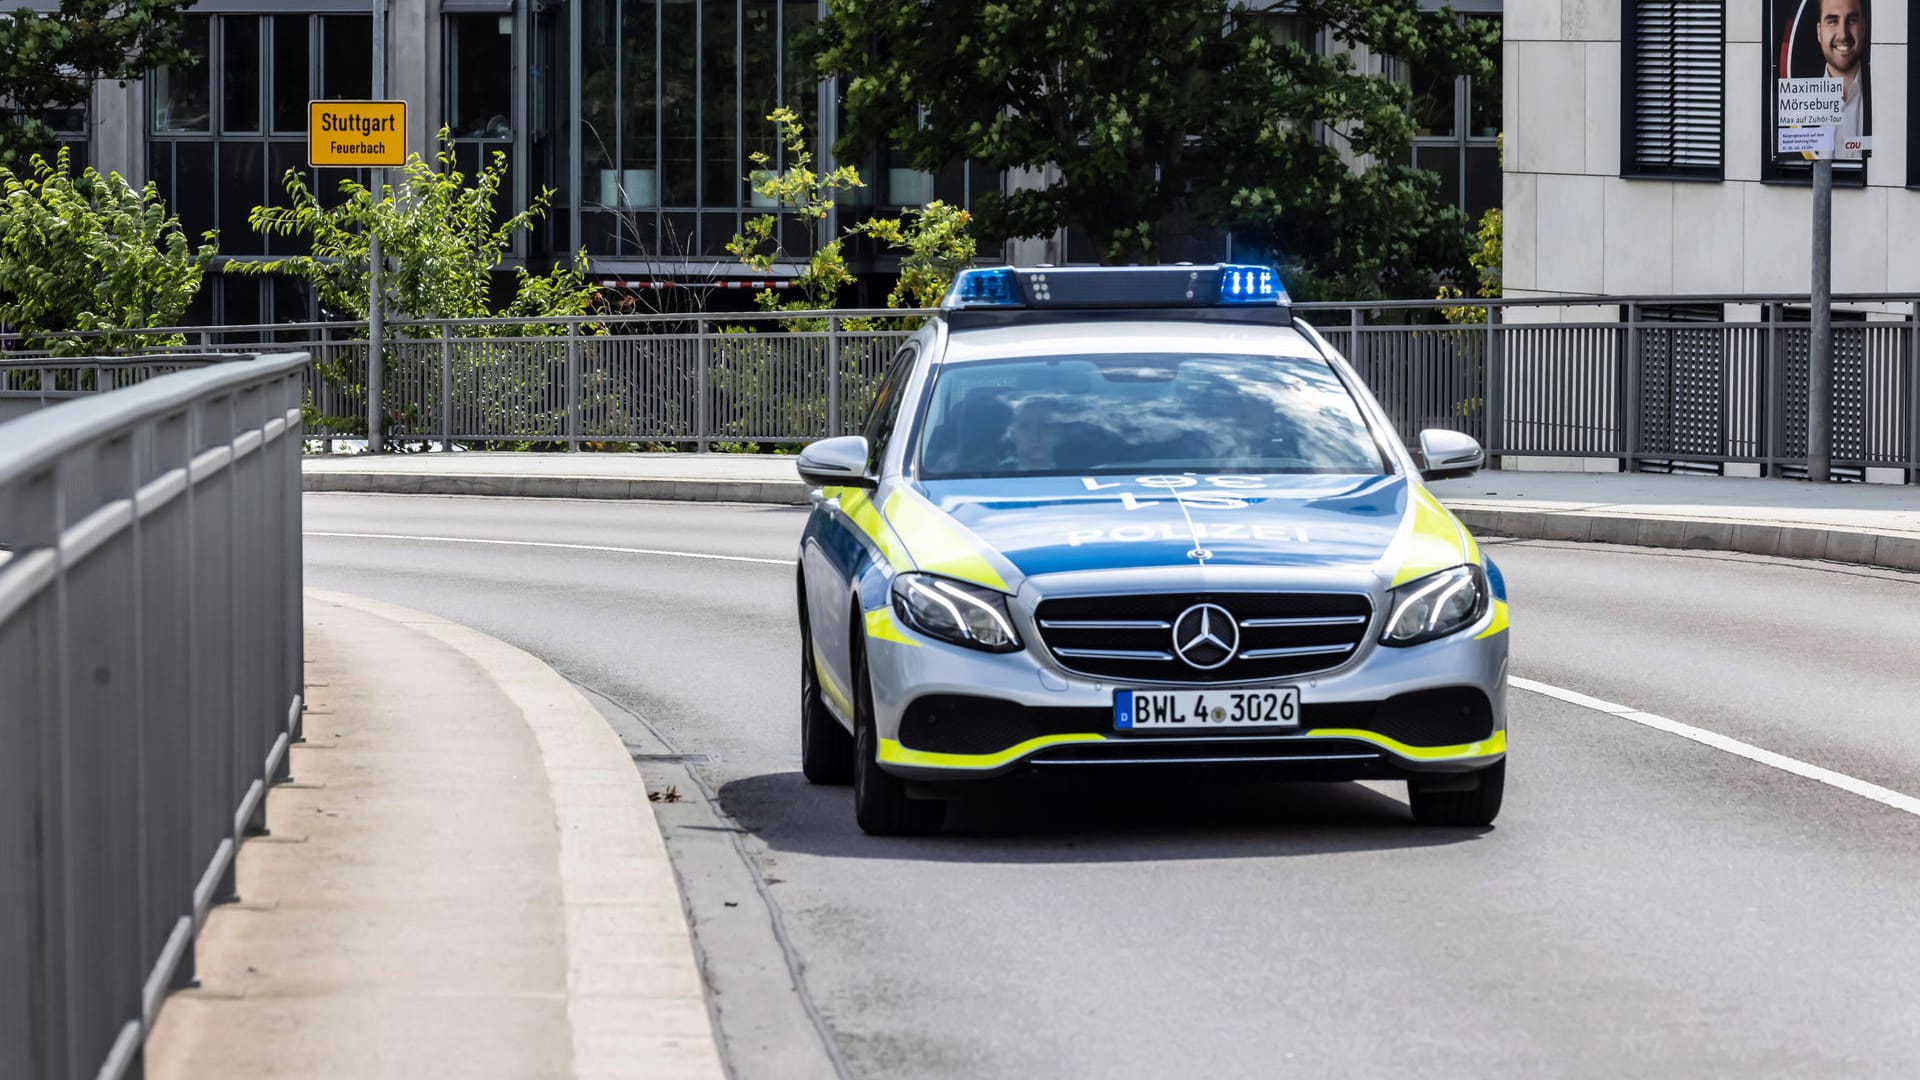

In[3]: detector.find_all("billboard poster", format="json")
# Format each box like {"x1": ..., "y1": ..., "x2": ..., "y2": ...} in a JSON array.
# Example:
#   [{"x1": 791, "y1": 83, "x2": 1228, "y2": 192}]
[{"x1": 1767, "y1": 0, "x2": 1871, "y2": 174}]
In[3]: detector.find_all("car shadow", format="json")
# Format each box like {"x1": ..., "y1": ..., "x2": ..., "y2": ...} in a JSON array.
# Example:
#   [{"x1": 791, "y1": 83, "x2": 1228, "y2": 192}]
[{"x1": 713, "y1": 769, "x2": 1492, "y2": 864}]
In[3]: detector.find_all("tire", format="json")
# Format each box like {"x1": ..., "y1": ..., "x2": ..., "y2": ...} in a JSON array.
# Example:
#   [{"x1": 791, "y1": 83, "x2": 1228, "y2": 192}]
[
  {"x1": 1408, "y1": 759, "x2": 1504, "y2": 827},
  {"x1": 798, "y1": 584, "x2": 854, "y2": 785},
  {"x1": 851, "y1": 635, "x2": 945, "y2": 836}
]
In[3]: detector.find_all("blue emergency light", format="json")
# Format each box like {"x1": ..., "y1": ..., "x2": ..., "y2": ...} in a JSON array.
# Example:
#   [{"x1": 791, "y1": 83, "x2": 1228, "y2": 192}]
[{"x1": 943, "y1": 264, "x2": 1290, "y2": 318}]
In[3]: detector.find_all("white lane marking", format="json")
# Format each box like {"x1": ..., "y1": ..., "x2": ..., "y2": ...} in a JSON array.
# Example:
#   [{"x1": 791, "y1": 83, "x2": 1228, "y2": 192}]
[
  {"x1": 303, "y1": 531, "x2": 795, "y2": 566},
  {"x1": 1512, "y1": 676, "x2": 1920, "y2": 819}
]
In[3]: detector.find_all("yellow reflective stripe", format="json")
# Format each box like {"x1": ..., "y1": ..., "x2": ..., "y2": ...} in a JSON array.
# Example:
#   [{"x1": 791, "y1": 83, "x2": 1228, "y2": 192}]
[
  {"x1": 1391, "y1": 486, "x2": 1472, "y2": 587},
  {"x1": 1475, "y1": 599, "x2": 1509, "y2": 639},
  {"x1": 828, "y1": 486, "x2": 915, "y2": 572},
  {"x1": 883, "y1": 489, "x2": 1010, "y2": 592},
  {"x1": 1302, "y1": 727, "x2": 1506, "y2": 761},
  {"x1": 878, "y1": 733, "x2": 1106, "y2": 770},
  {"x1": 813, "y1": 653, "x2": 853, "y2": 717},
  {"x1": 864, "y1": 607, "x2": 921, "y2": 647}
]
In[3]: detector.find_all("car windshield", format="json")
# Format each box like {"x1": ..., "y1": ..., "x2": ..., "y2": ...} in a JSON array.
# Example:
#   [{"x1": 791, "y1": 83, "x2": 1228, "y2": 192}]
[{"x1": 916, "y1": 352, "x2": 1388, "y2": 479}]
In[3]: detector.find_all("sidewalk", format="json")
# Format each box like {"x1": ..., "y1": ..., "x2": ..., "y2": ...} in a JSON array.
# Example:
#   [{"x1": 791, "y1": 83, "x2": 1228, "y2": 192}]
[
  {"x1": 303, "y1": 452, "x2": 1920, "y2": 571},
  {"x1": 145, "y1": 589, "x2": 723, "y2": 1080}
]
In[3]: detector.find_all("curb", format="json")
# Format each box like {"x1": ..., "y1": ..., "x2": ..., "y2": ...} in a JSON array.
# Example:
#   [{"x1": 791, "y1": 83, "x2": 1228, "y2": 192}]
[
  {"x1": 303, "y1": 470, "x2": 809, "y2": 505},
  {"x1": 303, "y1": 588, "x2": 726, "y2": 1080},
  {"x1": 1451, "y1": 506, "x2": 1920, "y2": 574}
]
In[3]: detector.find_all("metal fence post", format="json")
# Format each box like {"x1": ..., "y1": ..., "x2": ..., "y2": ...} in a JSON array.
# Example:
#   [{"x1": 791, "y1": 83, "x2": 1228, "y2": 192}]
[
  {"x1": 1764, "y1": 303, "x2": 1783, "y2": 476},
  {"x1": 826, "y1": 316, "x2": 842, "y2": 437},
  {"x1": 1909, "y1": 301, "x2": 1920, "y2": 484},
  {"x1": 566, "y1": 321, "x2": 582, "y2": 451},
  {"x1": 1484, "y1": 303, "x2": 1503, "y2": 463},
  {"x1": 696, "y1": 318, "x2": 711, "y2": 453},
  {"x1": 439, "y1": 322, "x2": 454, "y2": 452},
  {"x1": 1623, "y1": 302, "x2": 1641, "y2": 472}
]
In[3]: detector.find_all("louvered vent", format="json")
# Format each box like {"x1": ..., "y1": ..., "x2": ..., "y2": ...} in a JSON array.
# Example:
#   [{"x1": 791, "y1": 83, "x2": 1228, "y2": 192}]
[{"x1": 1624, "y1": 0, "x2": 1725, "y2": 178}]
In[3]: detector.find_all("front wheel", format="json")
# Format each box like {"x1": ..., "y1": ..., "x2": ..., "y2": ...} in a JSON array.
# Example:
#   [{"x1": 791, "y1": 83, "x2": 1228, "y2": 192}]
[
  {"x1": 852, "y1": 639, "x2": 945, "y2": 836},
  {"x1": 1408, "y1": 760, "x2": 1504, "y2": 827}
]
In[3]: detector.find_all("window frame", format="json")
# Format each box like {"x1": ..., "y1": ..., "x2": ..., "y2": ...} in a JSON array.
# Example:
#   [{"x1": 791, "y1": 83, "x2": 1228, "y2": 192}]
[{"x1": 1619, "y1": 0, "x2": 1727, "y2": 183}]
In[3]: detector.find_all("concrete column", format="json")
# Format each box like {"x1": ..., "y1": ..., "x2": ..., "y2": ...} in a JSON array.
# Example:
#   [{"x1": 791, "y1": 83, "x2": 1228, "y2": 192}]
[
  {"x1": 392, "y1": 0, "x2": 435, "y2": 157},
  {"x1": 91, "y1": 78, "x2": 146, "y2": 185}
]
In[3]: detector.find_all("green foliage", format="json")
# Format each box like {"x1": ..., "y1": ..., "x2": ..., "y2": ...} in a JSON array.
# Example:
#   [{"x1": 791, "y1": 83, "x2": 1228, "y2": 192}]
[
  {"x1": 1438, "y1": 206, "x2": 1501, "y2": 324},
  {"x1": 851, "y1": 200, "x2": 976, "y2": 310},
  {"x1": 0, "y1": 0, "x2": 196, "y2": 167},
  {"x1": 814, "y1": 0, "x2": 1497, "y2": 299},
  {"x1": 243, "y1": 130, "x2": 598, "y2": 324},
  {"x1": 0, "y1": 147, "x2": 215, "y2": 354},
  {"x1": 726, "y1": 107, "x2": 864, "y2": 314}
]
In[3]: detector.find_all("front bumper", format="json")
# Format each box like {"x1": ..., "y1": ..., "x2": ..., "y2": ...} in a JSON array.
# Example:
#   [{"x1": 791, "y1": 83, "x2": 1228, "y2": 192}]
[{"x1": 865, "y1": 582, "x2": 1510, "y2": 782}]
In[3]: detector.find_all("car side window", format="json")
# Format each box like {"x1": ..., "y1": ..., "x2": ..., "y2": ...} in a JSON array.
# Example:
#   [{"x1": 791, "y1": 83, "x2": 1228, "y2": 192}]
[{"x1": 862, "y1": 346, "x2": 918, "y2": 474}]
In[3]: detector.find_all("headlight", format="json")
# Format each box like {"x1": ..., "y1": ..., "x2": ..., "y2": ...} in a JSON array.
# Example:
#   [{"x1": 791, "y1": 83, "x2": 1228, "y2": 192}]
[
  {"x1": 890, "y1": 574, "x2": 1022, "y2": 652},
  {"x1": 1381, "y1": 564, "x2": 1488, "y2": 646}
]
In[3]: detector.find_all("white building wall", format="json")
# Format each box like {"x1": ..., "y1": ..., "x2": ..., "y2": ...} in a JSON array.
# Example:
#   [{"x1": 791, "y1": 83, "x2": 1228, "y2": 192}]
[{"x1": 1507, "y1": 0, "x2": 1918, "y2": 300}]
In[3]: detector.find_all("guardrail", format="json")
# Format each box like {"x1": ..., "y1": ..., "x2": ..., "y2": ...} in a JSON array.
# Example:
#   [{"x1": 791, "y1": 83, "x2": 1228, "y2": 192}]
[
  {"x1": 4, "y1": 292, "x2": 1917, "y2": 480},
  {"x1": 0, "y1": 352, "x2": 309, "y2": 1080}
]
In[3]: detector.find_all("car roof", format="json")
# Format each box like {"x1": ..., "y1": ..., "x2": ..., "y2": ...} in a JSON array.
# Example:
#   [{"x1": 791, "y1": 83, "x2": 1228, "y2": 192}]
[{"x1": 936, "y1": 319, "x2": 1328, "y2": 365}]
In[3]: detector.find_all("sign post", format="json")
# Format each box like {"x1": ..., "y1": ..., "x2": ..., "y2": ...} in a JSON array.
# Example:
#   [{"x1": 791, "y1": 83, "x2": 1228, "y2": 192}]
[
  {"x1": 1775, "y1": 76, "x2": 1845, "y2": 482},
  {"x1": 307, "y1": 34, "x2": 403, "y2": 452}
]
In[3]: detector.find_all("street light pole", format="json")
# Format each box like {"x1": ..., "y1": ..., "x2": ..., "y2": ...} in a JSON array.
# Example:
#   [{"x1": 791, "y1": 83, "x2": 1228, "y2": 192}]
[
  {"x1": 1808, "y1": 157, "x2": 1832, "y2": 482},
  {"x1": 367, "y1": 0, "x2": 387, "y2": 454}
]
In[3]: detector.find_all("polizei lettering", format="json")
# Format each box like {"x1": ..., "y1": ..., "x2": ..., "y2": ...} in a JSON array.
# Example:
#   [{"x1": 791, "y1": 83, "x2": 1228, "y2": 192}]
[{"x1": 1065, "y1": 522, "x2": 1308, "y2": 547}]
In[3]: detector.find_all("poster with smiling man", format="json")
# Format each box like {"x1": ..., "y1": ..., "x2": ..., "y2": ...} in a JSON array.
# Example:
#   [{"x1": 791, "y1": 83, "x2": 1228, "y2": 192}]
[{"x1": 1770, "y1": 0, "x2": 1872, "y2": 165}]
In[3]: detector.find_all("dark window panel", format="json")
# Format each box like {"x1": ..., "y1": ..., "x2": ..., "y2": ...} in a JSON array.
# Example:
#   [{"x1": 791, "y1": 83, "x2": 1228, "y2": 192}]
[
  {"x1": 58, "y1": 140, "x2": 89, "y2": 173},
  {"x1": 220, "y1": 142, "x2": 267, "y2": 256},
  {"x1": 1413, "y1": 143, "x2": 1463, "y2": 213},
  {"x1": 934, "y1": 159, "x2": 964, "y2": 206},
  {"x1": 272, "y1": 15, "x2": 311, "y2": 132},
  {"x1": 174, "y1": 143, "x2": 217, "y2": 244},
  {"x1": 966, "y1": 161, "x2": 998, "y2": 208},
  {"x1": 266, "y1": 142, "x2": 311, "y2": 256},
  {"x1": 321, "y1": 16, "x2": 372, "y2": 100},
  {"x1": 663, "y1": 212, "x2": 698, "y2": 257},
  {"x1": 780, "y1": 0, "x2": 815, "y2": 152},
  {"x1": 742, "y1": 0, "x2": 779, "y2": 174},
  {"x1": 182, "y1": 279, "x2": 214, "y2": 326},
  {"x1": 581, "y1": 0, "x2": 616, "y2": 182},
  {"x1": 1410, "y1": 67, "x2": 1457, "y2": 138},
  {"x1": 153, "y1": 15, "x2": 212, "y2": 132},
  {"x1": 272, "y1": 276, "x2": 311, "y2": 329},
  {"x1": 1466, "y1": 16, "x2": 1501, "y2": 138},
  {"x1": 780, "y1": 212, "x2": 811, "y2": 255},
  {"x1": 701, "y1": 211, "x2": 737, "y2": 255},
  {"x1": 1463, "y1": 144, "x2": 1500, "y2": 220},
  {"x1": 661, "y1": 0, "x2": 697, "y2": 206},
  {"x1": 221, "y1": 274, "x2": 261, "y2": 329},
  {"x1": 619, "y1": 0, "x2": 659, "y2": 198},
  {"x1": 148, "y1": 142, "x2": 172, "y2": 201},
  {"x1": 223, "y1": 16, "x2": 261, "y2": 133},
  {"x1": 701, "y1": 0, "x2": 738, "y2": 206},
  {"x1": 448, "y1": 14, "x2": 515, "y2": 138}
]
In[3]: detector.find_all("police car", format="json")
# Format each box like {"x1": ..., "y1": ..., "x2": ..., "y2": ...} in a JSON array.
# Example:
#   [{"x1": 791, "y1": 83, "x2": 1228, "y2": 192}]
[{"x1": 795, "y1": 265, "x2": 1508, "y2": 835}]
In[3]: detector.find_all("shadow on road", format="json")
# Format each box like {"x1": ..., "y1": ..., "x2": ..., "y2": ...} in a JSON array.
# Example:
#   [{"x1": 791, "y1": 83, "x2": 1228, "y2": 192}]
[{"x1": 714, "y1": 769, "x2": 1490, "y2": 863}]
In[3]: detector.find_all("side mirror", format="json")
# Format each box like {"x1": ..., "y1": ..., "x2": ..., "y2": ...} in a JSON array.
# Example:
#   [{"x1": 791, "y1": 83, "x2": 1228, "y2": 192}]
[
  {"x1": 1417, "y1": 429, "x2": 1484, "y2": 481},
  {"x1": 796, "y1": 435, "x2": 875, "y2": 488}
]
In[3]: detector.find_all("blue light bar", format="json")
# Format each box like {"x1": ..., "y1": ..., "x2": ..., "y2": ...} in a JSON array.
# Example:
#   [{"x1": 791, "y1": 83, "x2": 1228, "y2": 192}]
[
  {"x1": 949, "y1": 267, "x2": 1020, "y2": 308},
  {"x1": 1217, "y1": 265, "x2": 1285, "y2": 305}
]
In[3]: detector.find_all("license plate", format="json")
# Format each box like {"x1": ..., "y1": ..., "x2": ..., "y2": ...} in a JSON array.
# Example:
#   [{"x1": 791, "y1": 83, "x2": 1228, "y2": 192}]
[{"x1": 1114, "y1": 688, "x2": 1301, "y2": 731}]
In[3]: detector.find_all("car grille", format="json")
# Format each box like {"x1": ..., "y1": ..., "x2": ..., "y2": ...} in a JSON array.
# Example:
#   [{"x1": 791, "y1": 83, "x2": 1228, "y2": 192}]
[{"x1": 1033, "y1": 591, "x2": 1374, "y2": 683}]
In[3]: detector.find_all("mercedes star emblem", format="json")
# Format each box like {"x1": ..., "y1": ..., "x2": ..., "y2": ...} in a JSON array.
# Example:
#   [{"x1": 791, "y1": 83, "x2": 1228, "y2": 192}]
[{"x1": 1171, "y1": 603, "x2": 1239, "y2": 670}]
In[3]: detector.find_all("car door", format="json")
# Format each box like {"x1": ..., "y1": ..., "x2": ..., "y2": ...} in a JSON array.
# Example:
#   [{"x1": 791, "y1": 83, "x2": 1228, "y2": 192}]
[{"x1": 803, "y1": 344, "x2": 919, "y2": 712}]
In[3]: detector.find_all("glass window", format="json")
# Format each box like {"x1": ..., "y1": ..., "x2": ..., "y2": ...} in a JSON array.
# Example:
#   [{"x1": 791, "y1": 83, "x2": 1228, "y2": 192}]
[
  {"x1": 919, "y1": 354, "x2": 1387, "y2": 479},
  {"x1": 742, "y1": 0, "x2": 779, "y2": 176},
  {"x1": 220, "y1": 142, "x2": 266, "y2": 256},
  {"x1": 223, "y1": 16, "x2": 261, "y2": 132},
  {"x1": 1409, "y1": 65, "x2": 1457, "y2": 138},
  {"x1": 661, "y1": 0, "x2": 697, "y2": 205},
  {"x1": 862, "y1": 349, "x2": 916, "y2": 463},
  {"x1": 272, "y1": 16, "x2": 310, "y2": 132},
  {"x1": 781, "y1": 0, "x2": 815, "y2": 147},
  {"x1": 321, "y1": 16, "x2": 372, "y2": 100},
  {"x1": 153, "y1": 16, "x2": 212, "y2": 132},
  {"x1": 447, "y1": 15, "x2": 515, "y2": 139},
  {"x1": 618, "y1": 0, "x2": 659, "y2": 205},
  {"x1": 1466, "y1": 16, "x2": 1501, "y2": 138},
  {"x1": 173, "y1": 143, "x2": 218, "y2": 244},
  {"x1": 701, "y1": 0, "x2": 738, "y2": 206}
]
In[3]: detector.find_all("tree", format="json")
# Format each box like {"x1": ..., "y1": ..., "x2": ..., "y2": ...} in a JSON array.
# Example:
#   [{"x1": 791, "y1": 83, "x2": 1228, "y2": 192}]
[
  {"x1": 726, "y1": 106, "x2": 863, "y2": 314},
  {"x1": 243, "y1": 131, "x2": 598, "y2": 323},
  {"x1": 0, "y1": 0, "x2": 197, "y2": 167},
  {"x1": 813, "y1": 0, "x2": 1497, "y2": 299},
  {"x1": 0, "y1": 147, "x2": 215, "y2": 354}
]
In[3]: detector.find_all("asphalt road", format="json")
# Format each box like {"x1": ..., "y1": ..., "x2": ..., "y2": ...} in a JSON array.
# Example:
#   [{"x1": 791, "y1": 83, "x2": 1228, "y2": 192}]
[{"x1": 304, "y1": 493, "x2": 1920, "y2": 1080}]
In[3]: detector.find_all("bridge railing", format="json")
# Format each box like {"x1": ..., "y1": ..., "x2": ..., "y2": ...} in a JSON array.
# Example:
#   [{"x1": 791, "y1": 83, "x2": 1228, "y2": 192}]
[
  {"x1": 0, "y1": 351, "x2": 309, "y2": 1080},
  {"x1": 4, "y1": 293, "x2": 1917, "y2": 480}
]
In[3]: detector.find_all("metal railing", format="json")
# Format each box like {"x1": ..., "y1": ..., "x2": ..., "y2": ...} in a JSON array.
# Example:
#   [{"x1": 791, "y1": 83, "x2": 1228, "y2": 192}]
[
  {"x1": 0, "y1": 352, "x2": 309, "y2": 1080},
  {"x1": 4, "y1": 292, "x2": 1917, "y2": 479}
]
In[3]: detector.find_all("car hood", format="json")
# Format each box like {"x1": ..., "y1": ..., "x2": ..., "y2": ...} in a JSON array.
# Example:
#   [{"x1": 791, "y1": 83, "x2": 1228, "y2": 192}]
[{"x1": 896, "y1": 473, "x2": 1473, "y2": 587}]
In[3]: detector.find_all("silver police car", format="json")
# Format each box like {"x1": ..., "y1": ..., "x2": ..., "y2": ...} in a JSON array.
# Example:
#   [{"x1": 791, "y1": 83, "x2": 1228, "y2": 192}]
[{"x1": 796, "y1": 265, "x2": 1508, "y2": 835}]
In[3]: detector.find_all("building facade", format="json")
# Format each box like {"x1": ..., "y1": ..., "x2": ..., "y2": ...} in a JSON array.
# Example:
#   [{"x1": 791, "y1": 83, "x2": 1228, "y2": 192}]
[
  {"x1": 43, "y1": 0, "x2": 1499, "y2": 322},
  {"x1": 1506, "y1": 0, "x2": 1918, "y2": 300}
]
